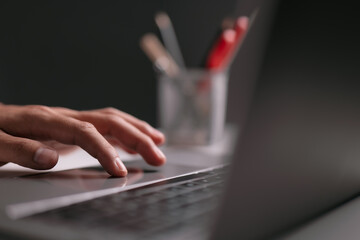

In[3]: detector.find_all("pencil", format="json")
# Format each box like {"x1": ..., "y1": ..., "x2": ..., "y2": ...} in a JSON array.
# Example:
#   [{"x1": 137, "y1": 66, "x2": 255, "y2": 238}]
[
  {"x1": 155, "y1": 12, "x2": 186, "y2": 70},
  {"x1": 140, "y1": 33, "x2": 180, "y2": 78}
]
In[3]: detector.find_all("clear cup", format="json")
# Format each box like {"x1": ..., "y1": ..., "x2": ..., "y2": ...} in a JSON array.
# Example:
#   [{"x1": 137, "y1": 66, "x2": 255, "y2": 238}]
[{"x1": 157, "y1": 69, "x2": 229, "y2": 146}]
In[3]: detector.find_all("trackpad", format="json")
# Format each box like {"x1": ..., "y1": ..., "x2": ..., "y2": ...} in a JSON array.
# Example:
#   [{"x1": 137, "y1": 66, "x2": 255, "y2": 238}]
[{"x1": 21, "y1": 160, "x2": 203, "y2": 192}]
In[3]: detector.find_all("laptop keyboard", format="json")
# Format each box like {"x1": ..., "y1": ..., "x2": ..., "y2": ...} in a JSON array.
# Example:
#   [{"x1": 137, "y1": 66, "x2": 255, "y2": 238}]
[{"x1": 27, "y1": 166, "x2": 228, "y2": 239}]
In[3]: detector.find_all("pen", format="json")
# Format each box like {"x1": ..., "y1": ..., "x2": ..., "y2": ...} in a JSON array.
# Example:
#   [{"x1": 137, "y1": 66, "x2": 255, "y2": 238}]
[
  {"x1": 225, "y1": 16, "x2": 249, "y2": 66},
  {"x1": 205, "y1": 29, "x2": 237, "y2": 70},
  {"x1": 140, "y1": 33, "x2": 180, "y2": 78},
  {"x1": 234, "y1": 16, "x2": 249, "y2": 42},
  {"x1": 201, "y1": 16, "x2": 234, "y2": 67},
  {"x1": 155, "y1": 12, "x2": 186, "y2": 70},
  {"x1": 225, "y1": 10, "x2": 259, "y2": 68},
  {"x1": 221, "y1": 17, "x2": 235, "y2": 30},
  {"x1": 196, "y1": 29, "x2": 236, "y2": 94},
  {"x1": 205, "y1": 16, "x2": 249, "y2": 71}
]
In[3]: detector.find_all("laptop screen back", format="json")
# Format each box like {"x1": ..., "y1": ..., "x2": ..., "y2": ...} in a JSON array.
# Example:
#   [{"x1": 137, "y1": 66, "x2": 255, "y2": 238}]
[{"x1": 212, "y1": 0, "x2": 360, "y2": 239}]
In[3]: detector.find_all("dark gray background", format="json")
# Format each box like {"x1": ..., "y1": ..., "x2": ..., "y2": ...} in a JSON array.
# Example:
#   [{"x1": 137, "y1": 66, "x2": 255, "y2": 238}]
[{"x1": 0, "y1": 0, "x2": 264, "y2": 127}]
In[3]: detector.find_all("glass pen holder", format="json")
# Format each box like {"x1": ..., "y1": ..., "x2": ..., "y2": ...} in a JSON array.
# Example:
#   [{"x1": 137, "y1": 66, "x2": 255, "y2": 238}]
[{"x1": 157, "y1": 69, "x2": 229, "y2": 146}]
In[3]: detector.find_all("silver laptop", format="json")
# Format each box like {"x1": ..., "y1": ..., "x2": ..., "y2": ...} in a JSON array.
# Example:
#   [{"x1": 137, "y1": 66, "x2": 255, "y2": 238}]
[{"x1": 1, "y1": 0, "x2": 360, "y2": 239}]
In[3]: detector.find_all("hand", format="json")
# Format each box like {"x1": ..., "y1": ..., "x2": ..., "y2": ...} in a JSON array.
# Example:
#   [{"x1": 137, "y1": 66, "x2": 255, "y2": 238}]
[{"x1": 0, "y1": 104, "x2": 166, "y2": 177}]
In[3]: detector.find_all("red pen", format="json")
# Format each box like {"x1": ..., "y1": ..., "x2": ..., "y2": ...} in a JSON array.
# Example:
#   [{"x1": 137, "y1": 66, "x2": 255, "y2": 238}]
[
  {"x1": 234, "y1": 16, "x2": 249, "y2": 43},
  {"x1": 205, "y1": 29, "x2": 237, "y2": 70},
  {"x1": 197, "y1": 29, "x2": 235, "y2": 93},
  {"x1": 228, "y1": 16, "x2": 249, "y2": 64},
  {"x1": 206, "y1": 16, "x2": 249, "y2": 71},
  {"x1": 199, "y1": 16, "x2": 249, "y2": 92}
]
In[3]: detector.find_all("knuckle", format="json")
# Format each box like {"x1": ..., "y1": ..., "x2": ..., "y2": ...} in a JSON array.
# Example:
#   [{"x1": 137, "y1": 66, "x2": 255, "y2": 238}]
[
  {"x1": 107, "y1": 115, "x2": 121, "y2": 124},
  {"x1": 20, "y1": 106, "x2": 55, "y2": 127},
  {"x1": 76, "y1": 121, "x2": 97, "y2": 133},
  {"x1": 28, "y1": 105, "x2": 53, "y2": 114},
  {"x1": 106, "y1": 116, "x2": 125, "y2": 135},
  {"x1": 102, "y1": 107, "x2": 118, "y2": 115},
  {"x1": 72, "y1": 121, "x2": 98, "y2": 144}
]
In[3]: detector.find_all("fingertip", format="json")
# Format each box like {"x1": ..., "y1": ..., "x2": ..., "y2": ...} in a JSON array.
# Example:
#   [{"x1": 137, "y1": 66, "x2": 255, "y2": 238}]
[
  {"x1": 155, "y1": 130, "x2": 165, "y2": 139},
  {"x1": 151, "y1": 147, "x2": 167, "y2": 166},
  {"x1": 153, "y1": 131, "x2": 166, "y2": 145},
  {"x1": 153, "y1": 157, "x2": 166, "y2": 166},
  {"x1": 114, "y1": 157, "x2": 128, "y2": 177}
]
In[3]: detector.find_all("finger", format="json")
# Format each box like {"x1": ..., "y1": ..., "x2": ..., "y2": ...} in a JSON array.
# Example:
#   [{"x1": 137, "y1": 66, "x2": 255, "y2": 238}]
[
  {"x1": 53, "y1": 107, "x2": 166, "y2": 145},
  {"x1": 104, "y1": 136, "x2": 138, "y2": 155},
  {"x1": 95, "y1": 113, "x2": 166, "y2": 166},
  {"x1": 108, "y1": 119, "x2": 167, "y2": 166},
  {"x1": 44, "y1": 117, "x2": 128, "y2": 177},
  {"x1": 2, "y1": 108, "x2": 128, "y2": 177},
  {"x1": 0, "y1": 130, "x2": 58, "y2": 170},
  {"x1": 96, "y1": 108, "x2": 166, "y2": 145}
]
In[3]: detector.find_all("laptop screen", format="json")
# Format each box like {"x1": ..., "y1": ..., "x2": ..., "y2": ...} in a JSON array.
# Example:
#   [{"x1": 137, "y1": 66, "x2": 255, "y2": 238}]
[{"x1": 212, "y1": 0, "x2": 360, "y2": 239}]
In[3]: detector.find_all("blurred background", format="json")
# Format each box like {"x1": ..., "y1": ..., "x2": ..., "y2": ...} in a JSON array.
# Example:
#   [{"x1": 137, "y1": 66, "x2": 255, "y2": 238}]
[
  {"x1": 0, "y1": 0, "x2": 266, "y2": 128},
  {"x1": 3, "y1": 1, "x2": 356, "y2": 130}
]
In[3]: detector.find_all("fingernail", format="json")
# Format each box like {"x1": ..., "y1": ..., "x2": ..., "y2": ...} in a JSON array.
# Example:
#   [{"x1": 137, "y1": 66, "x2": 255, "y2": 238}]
[
  {"x1": 115, "y1": 157, "x2": 128, "y2": 177},
  {"x1": 154, "y1": 147, "x2": 166, "y2": 162},
  {"x1": 34, "y1": 148, "x2": 58, "y2": 166}
]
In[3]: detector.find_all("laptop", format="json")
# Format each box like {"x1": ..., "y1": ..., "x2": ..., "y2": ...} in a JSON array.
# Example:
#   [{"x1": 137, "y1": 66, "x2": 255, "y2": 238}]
[{"x1": 1, "y1": 0, "x2": 360, "y2": 239}]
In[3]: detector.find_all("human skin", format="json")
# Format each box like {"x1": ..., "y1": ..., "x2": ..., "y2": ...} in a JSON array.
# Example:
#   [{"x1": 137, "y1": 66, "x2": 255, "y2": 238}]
[{"x1": 0, "y1": 104, "x2": 166, "y2": 177}]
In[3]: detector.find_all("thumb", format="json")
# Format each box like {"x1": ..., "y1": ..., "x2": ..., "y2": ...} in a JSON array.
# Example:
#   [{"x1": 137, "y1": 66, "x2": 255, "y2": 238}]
[{"x1": 0, "y1": 131, "x2": 58, "y2": 170}]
